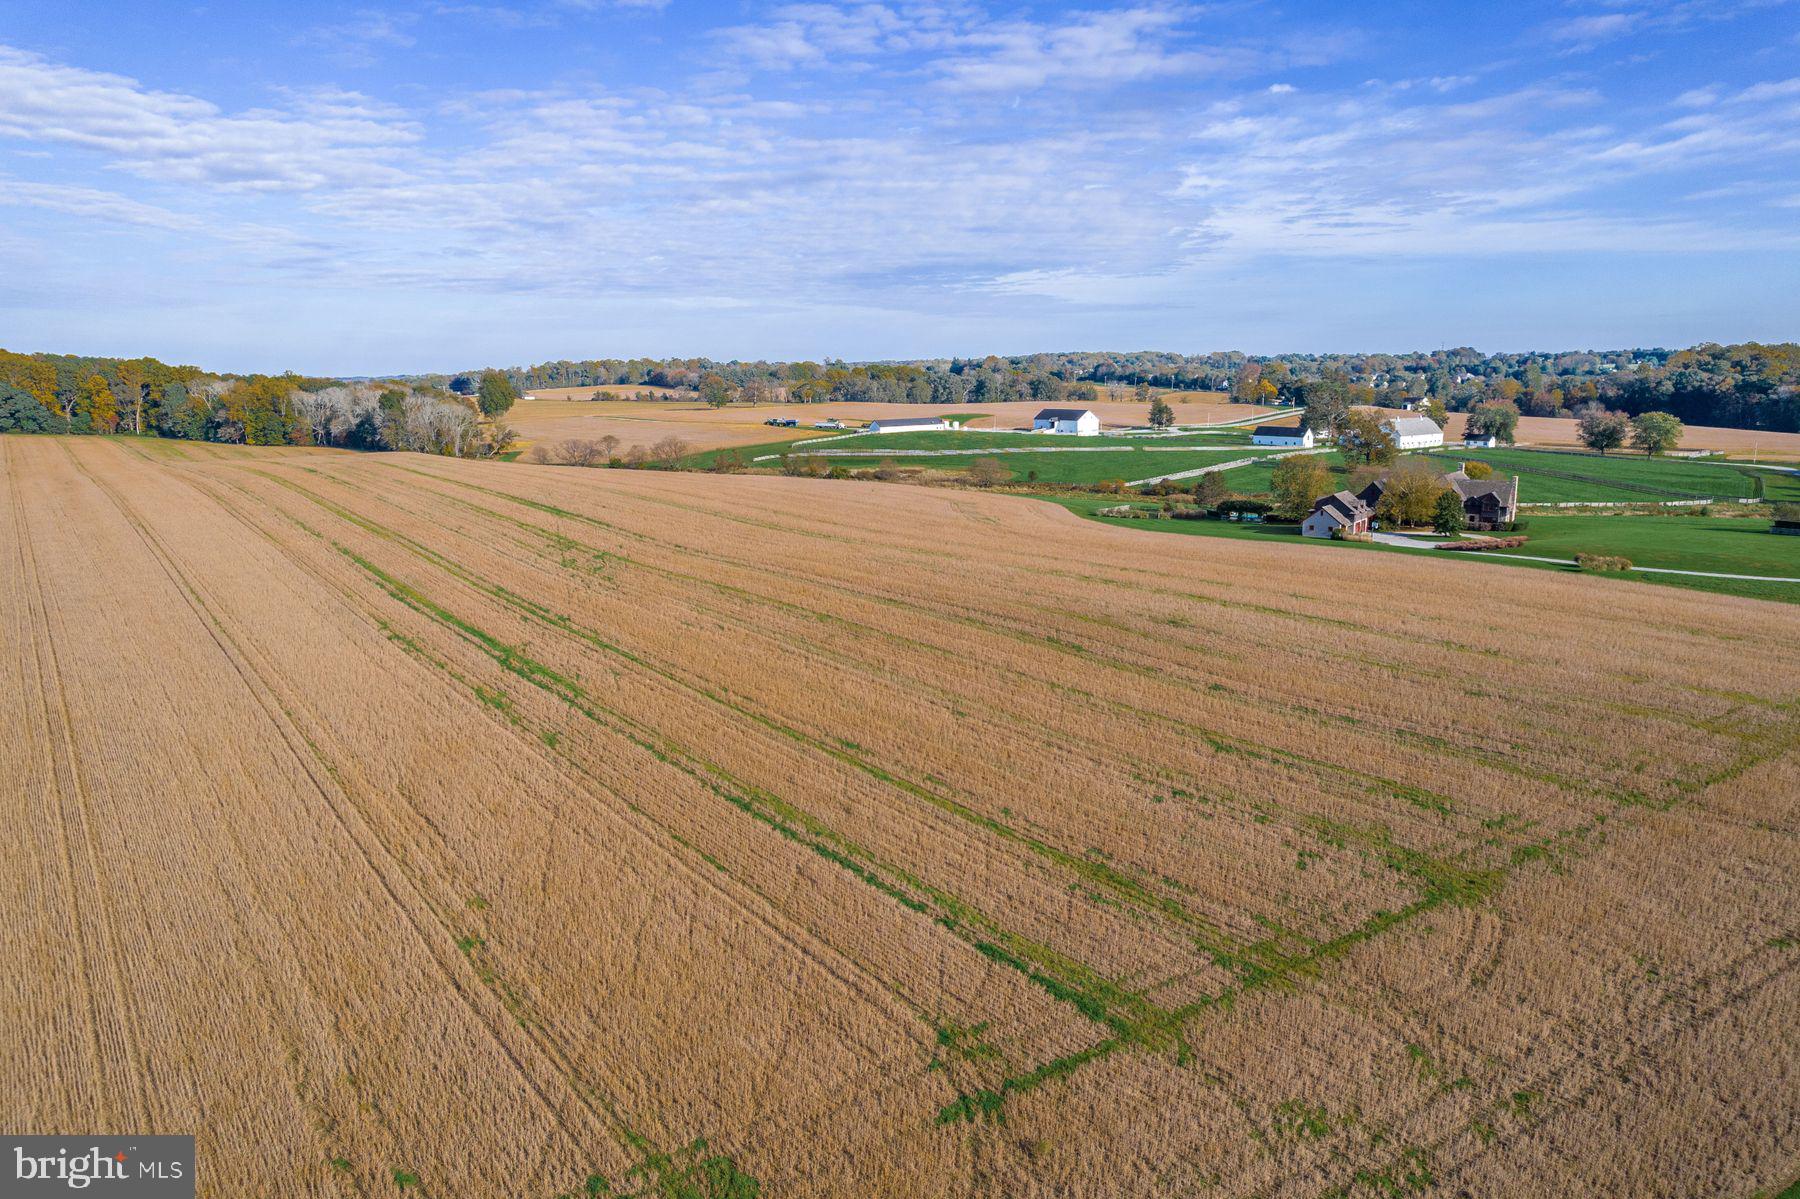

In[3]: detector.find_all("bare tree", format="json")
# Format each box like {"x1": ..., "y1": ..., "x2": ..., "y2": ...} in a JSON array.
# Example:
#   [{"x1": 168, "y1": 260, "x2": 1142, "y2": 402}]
[
  {"x1": 559, "y1": 439, "x2": 606, "y2": 467},
  {"x1": 649, "y1": 436, "x2": 690, "y2": 465}
]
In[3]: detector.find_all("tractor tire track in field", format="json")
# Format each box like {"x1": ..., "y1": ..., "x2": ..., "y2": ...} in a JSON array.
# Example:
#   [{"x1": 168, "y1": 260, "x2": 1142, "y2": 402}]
[
  {"x1": 5, "y1": 438, "x2": 155, "y2": 1133},
  {"x1": 394, "y1": 464, "x2": 1616, "y2": 813},
  {"x1": 150, "y1": 456, "x2": 949, "y2": 1188},
  {"x1": 249, "y1": 466, "x2": 1223, "y2": 977},
  {"x1": 53, "y1": 442, "x2": 656, "y2": 1189},
  {"x1": 196, "y1": 460, "x2": 1200, "y2": 1129}
]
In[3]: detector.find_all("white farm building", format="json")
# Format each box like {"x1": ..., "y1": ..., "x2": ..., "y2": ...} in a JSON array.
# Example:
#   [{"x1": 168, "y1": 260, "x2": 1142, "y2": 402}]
[
  {"x1": 1386, "y1": 415, "x2": 1445, "y2": 450},
  {"x1": 1251, "y1": 424, "x2": 1314, "y2": 448},
  {"x1": 866, "y1": 416, "x2": 951, "y2": 433},
  {"x1": 1032, "y1": 408, "x2": 1101, "y2": 435}
]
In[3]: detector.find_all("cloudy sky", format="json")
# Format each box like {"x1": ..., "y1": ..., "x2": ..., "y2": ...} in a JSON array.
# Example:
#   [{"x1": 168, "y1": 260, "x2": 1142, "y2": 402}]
[{"x1": 2, "y1": 0, "x2": 1798, "y2": 373}]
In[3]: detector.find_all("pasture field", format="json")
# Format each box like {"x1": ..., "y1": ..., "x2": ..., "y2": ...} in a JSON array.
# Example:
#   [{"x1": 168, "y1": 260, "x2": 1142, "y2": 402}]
[
  {"x1": 783, "y1": 447, "x2": 1263, "y2": 485},
  {"x1": 4, "y1": 435, "x2": 1799, "y2": 1197},
  {"x1": 1058, "y1": 496, "x2": 1800, "y2": 604},
  {"x1": 1210, "y1": 446, "x2": 1800, "y2": 508},
  {"x1": 1443, "y1": 412, "x2": 1800, "y2": 461},
  {"x1": 510, "y1": 396, "x2": 1274, "y2": 457},
  {"x1": 1428, "y1": 447, "x2": 1774, "y2": 503}
]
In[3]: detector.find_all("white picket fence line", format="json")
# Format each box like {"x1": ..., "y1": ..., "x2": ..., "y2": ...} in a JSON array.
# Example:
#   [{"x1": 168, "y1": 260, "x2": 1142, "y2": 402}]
[
  {"x1": 1127, "y1": 447, "x2": 1330, "y2": 488},
  {"x1": 1521, "y1": 497, "x2": 1761, "y2": 509}
]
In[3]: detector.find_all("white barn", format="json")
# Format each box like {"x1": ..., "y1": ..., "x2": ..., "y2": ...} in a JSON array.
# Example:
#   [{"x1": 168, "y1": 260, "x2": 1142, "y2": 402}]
[
  {"x1": 866, "y1": 416, "x2": 950, "y2": 433},
  {"x1": 1032, "y1": 407, "x2": 1101, "y2": 435},
  {"x1": 1386, "y1": 415, "x2": 1445, "y2": 450},
  {"x1": 1251, "y1": 424, "x2": 1315, "y2": 448},
  {"x1": 1464, "y1": 432, "x2": 1499, "y2": 448}
]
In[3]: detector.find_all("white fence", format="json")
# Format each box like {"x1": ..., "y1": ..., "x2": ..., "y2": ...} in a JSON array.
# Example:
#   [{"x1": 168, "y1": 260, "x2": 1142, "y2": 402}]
[{"x1": 1128, "y1": 447, "x2": 1330, "y2": 488}]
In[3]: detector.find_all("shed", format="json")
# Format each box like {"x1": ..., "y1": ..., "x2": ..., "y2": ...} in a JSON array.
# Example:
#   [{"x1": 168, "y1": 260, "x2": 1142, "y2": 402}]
[{"x1": 1032, "y1": 408, "x2": 1101, "y2": 435}]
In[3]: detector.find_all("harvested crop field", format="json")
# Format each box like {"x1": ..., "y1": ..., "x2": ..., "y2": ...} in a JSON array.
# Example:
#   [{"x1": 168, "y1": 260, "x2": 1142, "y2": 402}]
[
  {"x1": 508, "y1": 397, "x2": 1271, "y2": 454},
  {"x1": 3, "y1": 434, "x2": 1798, "y2": 1198},
  {"x1": 1444, "y1": 412, "x2": 1800, "y2": 460}
]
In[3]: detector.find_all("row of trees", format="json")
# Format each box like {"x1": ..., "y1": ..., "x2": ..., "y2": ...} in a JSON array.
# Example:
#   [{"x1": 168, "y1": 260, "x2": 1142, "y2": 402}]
[
  {"x1": 1575, "y1": 406, "x2": 1684, "y2": 455},
  {"x1": 0, "y1": 349, "x2": 513, "y2": 457}
]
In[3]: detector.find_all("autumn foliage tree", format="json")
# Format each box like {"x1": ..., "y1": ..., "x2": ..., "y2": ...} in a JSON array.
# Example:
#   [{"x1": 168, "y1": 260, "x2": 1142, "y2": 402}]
[
  {"x1": 1270, "y1": 454, "x2": 1331, "y2": 519},
  {"x1": 80, "y1": 374, "x2": 117, "y2": 433}
]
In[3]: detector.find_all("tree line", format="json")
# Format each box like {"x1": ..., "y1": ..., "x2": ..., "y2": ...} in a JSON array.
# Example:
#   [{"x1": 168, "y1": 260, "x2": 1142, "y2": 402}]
[
  {"x1": 0, "y1": 349, "x2": 518, "y2": 457},
  {"x1": 440, "y1": 341, "x2": 1797, "y2": 433}
]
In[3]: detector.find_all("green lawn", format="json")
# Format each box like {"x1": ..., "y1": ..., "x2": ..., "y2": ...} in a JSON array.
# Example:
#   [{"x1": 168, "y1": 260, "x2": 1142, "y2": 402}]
[
  {"x1": 810, "y1": 447, "x2": 1262, "y2": 485},
  {"x1": 1482, "y1": 513, "x2": 1800, "y2": 574},
  {"x1": 1428, "y1": 446, "x2": 1763, "y2": 502},
  {"x1": 1040, "y1": 496, "x2": 1800, "y2": 604}
]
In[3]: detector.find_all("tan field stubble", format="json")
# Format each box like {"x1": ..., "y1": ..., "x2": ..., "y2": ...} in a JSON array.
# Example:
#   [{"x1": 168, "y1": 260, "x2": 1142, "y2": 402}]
[{"x1": 1, "y1": 434, "x2": 1795, "y2": 1198}]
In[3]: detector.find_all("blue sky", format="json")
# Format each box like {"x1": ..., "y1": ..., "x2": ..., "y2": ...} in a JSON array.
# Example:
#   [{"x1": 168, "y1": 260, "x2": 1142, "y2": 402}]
[{"x1": 1, "y1": 0, "x2": 1797, "y2": 374}]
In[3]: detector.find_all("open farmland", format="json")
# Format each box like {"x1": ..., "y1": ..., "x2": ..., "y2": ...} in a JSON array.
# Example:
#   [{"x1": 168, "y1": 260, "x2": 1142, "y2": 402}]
[
  {"x1": 508, "y1": 395, "x2": 1272, "y2": 456},
  {"x1": 1444, "y1": 412, "x2": 1800, "y2": 461},
  {"x1": 4, "y1": 435, "x2": 1798, "y2": 1198}
]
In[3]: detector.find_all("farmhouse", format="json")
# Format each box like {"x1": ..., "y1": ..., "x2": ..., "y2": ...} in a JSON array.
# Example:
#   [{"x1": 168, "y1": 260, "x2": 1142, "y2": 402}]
[
  {"x1": 1386, "y1": 415, "x2": 1445, "y2": 450},
  {"x1": 866, "y1": 416, "x2": 950, "y2": 433},
  {"x1": 1251, "y1": 424, "x2": 1315, "y2": 448},
  {"x1": 1301, "y1": 490, "x2": 1372, "y2": 539},
  {"x1": 1358, "y1": 469, "x2": 1521, "y2": 530},
  {"x1": 1443, "y1": 469, "x2": 1520, "y2": 529},
  {"x1": 1032, "y1": 408, "x2": 1101, "y2": 435}
]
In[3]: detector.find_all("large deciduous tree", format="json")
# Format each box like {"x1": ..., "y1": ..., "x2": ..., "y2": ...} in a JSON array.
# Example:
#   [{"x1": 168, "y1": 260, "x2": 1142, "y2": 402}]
[
  {"x1": 1466, "y1": 399, "x2": 1519, "y2": 445},
  {"x1": 1338, "y1": 409, "x2": 1397, "y2": 466},
  {"x1": 1576, "y1": 403, "x2": 1631, "y2": 454},
  {"x1": 80, "y1": 373, "x2": 117, "y2": 433},
  {"x1": 1270, "y1": 454, "x2": 1330, "y2": 519},
  {"x1": 1629, "y1": 411, "x2": 1684, "y2": 457},
  {"x1": 476, "y1": 371, "x2": 519, "y2": 417}
]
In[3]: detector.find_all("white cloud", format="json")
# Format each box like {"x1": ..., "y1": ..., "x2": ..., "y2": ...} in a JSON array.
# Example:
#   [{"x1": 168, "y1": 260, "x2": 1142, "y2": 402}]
[
  {"x1": 1545, "y1": 12, "x2": 1640, "y2": 48},
  {"x1": 0, "y1": 46, "x2": 418, "y2": 190}
]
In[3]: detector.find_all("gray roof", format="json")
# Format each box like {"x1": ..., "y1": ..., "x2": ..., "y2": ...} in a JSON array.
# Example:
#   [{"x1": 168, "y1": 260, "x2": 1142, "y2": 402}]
[
  {"x1": 1254, "y1": 424, "x2": 1309, "y2": 437},
  {"x1": 869, "y1": 416, "x2": 946, "y2": 427},
  {"x1": 1034, "y1": 408, "x2": 1096, "y2": 420},
  {"x1": 1385, "y1": 415, "x2": 1444, "y2": 438},
  {"x1": 1312, "y1": 489, "x2": 1370, "y2": 521},
  {"x1": 1445, "y1": 470, "x2": 1519, "y2": 504}
]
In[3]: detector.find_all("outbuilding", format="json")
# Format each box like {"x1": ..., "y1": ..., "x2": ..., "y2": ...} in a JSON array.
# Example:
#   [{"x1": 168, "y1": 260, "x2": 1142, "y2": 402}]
[
  {"x1": 1032, "y1": 408, "x2": 1101, "y2": 435},
  {"x1": 1251, "y1": 424, "x2": 1315, "y2": 448},
  {"x1": 1464, "y1": 432, "x2": 1499, "y2": 448},
  {"x1": 1386, "y1": 415, "x2": 1445, "y2": 450},
  {"x1": 866, "y1": 416, "x2": 950, "y2": 433}
]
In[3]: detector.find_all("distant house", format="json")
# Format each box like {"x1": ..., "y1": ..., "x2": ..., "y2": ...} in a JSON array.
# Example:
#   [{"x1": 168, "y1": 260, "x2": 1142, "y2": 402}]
[
  {"x1": 866, "y1": 416, "x2": 950, "y2": 433},
  {"x1": 1464, "y1": 432, "x2": 1499, "y2": 448},
  {"x1": 1443, "y1": 470, "x2": 1520, "y2": 529},
  {"x1": 1359, "y1": 469, "x2": 1520, "y2": 530},
  {"x1": 1251, "y1": 424, "x2": 1315, "y2": 448},
  {"x1": 1032, "y1": 408, "x2": 1100, "y2": 435},
  {"x1": 1301, "y1": 490, "x2": 1372, "y2": 539},
  {"x1": 1386, "y1": 415, "x2": 1445, "y2": 450}
]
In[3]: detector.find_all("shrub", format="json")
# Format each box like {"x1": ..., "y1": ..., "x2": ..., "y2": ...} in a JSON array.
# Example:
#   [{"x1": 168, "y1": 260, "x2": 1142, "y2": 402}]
[
  {"x1": 1462, "y1": 461, "x2": 1494, "y2": 480},
  {"x1": 1215, "y1": 498, "x2": 1272, "y2": 517},
  {"x1": 966, "y1": 457, "x2": 1010, "y2": 487},
  {"x1": 1772, "y1": 502, "x2": 1800, "y2": 524},
  {"x1": 1438, "y1": 536, "x2": 1528, "y2": 551},
  {"x1": 1575, "y1": 553, "x2": 1632, "y2": 572},
  {"x1": 1093, "y1": 478, "x2": 1128, "y2": 495}
]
